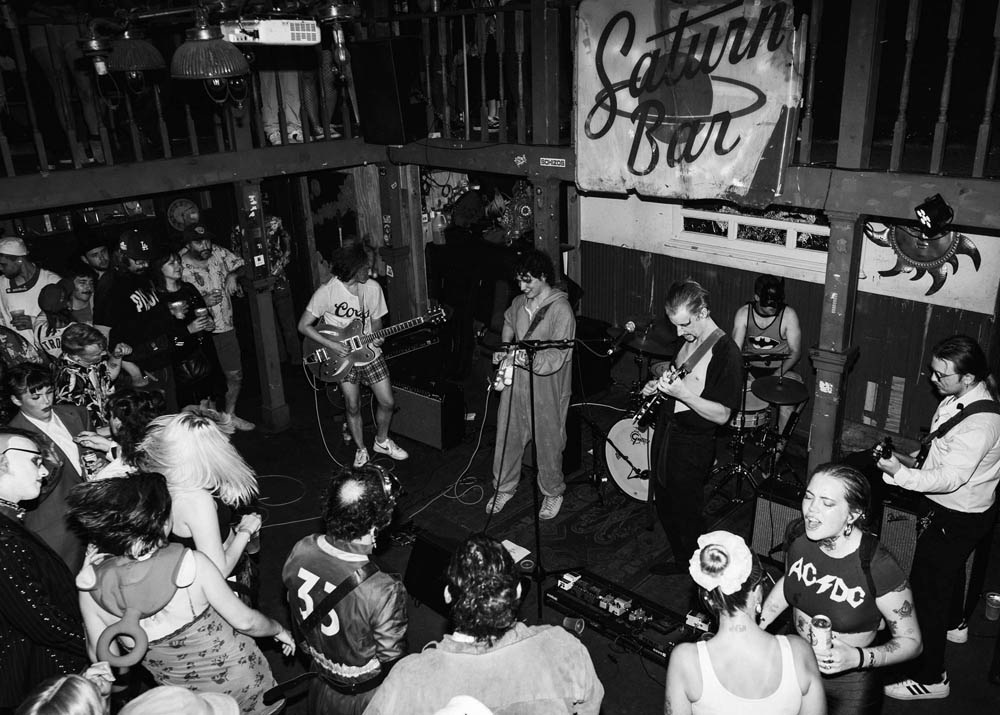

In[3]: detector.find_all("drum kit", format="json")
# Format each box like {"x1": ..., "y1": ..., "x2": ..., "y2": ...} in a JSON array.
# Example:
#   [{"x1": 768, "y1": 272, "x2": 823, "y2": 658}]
[
  {"x1": 593, "y1": 324, "x2": 809, "y2": 505},
  {"x1": 709, "y1": 354, "x2": 809, "y2": 503}
]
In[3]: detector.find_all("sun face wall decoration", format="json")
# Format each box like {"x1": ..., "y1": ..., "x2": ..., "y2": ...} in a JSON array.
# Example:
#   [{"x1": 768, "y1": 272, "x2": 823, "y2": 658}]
[{"x1": 862, "y1": 222, "x2": 982, "y2": 296}]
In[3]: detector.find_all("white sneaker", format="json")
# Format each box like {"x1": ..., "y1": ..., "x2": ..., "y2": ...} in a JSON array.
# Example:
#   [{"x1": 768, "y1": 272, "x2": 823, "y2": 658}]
[
  {"x1": 946, "y1": 620, "x2": 968, "y2": 643},
  {"x1": 486, "y1": 490, "x2": 516, "y2": 514},
  {"x1": 353, "y1": 448, "x2": 370, "y2": 468},
  {"x1": 539, "y1": 495, "x2": 563, "y2": 520},
  {"x1": 884, "y1": 674, "x2": 950, "y2": 700},
  {"x1": 373, "y1": 438, "x2": 408, "y2": 461}
]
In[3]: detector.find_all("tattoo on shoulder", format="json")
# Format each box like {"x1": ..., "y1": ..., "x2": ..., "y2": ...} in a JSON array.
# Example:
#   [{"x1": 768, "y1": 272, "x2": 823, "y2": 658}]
[
  {"x1": 892, "y1": 580, "x2": 910, "y2": 593},
  {"x1": 893, "y1": 600, "x2": 914, "y2": 618}
]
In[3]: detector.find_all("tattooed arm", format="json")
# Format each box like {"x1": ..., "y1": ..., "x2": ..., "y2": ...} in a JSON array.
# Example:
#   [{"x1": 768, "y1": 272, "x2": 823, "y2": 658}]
[
  {"x1": 862, "y1": 581, "x2": 923, "y2": 667},
  {"x1": 757, "y1": 576, "x2": 789, "y2": 632}
]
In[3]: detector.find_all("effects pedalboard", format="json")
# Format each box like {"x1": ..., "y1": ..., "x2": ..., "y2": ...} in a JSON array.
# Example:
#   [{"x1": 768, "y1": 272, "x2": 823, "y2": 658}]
[{"x1": 545, "y1": 570, "x2": 713, "y2": 667}]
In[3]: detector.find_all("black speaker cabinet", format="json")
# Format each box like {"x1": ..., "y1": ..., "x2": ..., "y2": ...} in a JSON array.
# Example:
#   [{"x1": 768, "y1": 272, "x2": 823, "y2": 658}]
[
  {"x1": 348, "y1": 36, "x2": 427, "y2": 145},
  {"x1": 572, "y1": 316, "x2": 613, "y2": 399},
  {"x1": 521, "y1": 404, "x2": 582, "y2": 475},
  {"x1": 403, "y1": 531, "x2": 459, "y2": 617},
  {"x1": 879, "y1": 498, "x2": 920, "y2": 574},
  {"x1": 392, "y1": 380, "x2": 464, "y2": 450},
  {"x1": 751, "y1": 478, "x2": 804, "y2": 564}
]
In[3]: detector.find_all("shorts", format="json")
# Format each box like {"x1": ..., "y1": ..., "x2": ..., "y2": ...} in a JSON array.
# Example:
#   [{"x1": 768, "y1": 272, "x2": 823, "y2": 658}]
[
  {"x1": 342, "y1": 354, "x2": 389, "y2": 386},
  {"x1": 211, "y1": 330, "x2": 243, "y2": 377}
]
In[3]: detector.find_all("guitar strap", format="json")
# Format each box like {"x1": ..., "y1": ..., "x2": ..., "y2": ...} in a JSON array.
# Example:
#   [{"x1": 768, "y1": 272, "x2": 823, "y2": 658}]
[
  {"x1": 520, "y1": 303, "x2": 552, "y2": 342},
  {"x1": 677, "y1": 328, "x2": 726, "y2": 376},
  {"x1": 915, "y1": 399, "x2": 1000, "y2": 467},
  {"x1": 299, "y1": 561, "x2": 380, "y2": 636}
]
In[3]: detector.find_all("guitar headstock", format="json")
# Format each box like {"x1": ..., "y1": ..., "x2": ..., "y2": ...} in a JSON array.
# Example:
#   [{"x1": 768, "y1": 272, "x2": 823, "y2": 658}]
[
  {"x1": 872, "y1": 437, "x2": 894, "y2": 461},
  {"x1": 427, "y1": 304, "x2": 449, "y2": 323}
]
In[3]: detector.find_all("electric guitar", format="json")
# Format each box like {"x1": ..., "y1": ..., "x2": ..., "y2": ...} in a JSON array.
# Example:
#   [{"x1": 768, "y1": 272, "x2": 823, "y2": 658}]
[
  {"x1": 492, "y1": 348, "x2": 517, "y2": 392},
  {"x1": 872, "y1": 435, "x2": 925, "y2": 468},
  {"x1": 633, "y1": 364, "x2": 689, "y2": 430},
  {"x1": 302, "y1": 307, "x2": 447, "y2": 382}
]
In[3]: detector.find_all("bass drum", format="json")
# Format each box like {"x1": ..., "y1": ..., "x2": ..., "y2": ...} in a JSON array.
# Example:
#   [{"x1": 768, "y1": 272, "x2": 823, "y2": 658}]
[{"x1": 605, "y1": 418, "x2": 652, "y2": 502}]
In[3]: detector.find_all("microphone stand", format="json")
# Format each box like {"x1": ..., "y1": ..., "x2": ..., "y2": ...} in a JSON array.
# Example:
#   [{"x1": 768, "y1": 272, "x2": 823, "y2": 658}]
[{"x1": 508, "y1": 337, "x2": 580, "y2": 618}]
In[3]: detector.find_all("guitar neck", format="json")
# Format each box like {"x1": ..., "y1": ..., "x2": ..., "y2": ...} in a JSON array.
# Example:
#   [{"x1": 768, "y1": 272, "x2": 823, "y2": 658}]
[{"x1": 361, "y1": 316, "x2": 427, "y2": 345}]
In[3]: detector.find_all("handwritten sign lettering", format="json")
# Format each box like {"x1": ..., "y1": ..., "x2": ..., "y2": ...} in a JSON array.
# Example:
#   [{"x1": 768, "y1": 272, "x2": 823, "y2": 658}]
[{"x1": 576, "y1": 0, "x2": 804, "y2": 203}]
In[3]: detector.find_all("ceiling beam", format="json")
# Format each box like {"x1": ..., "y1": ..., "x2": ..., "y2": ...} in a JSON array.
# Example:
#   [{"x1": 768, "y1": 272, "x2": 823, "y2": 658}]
[{"x1": 0, "y1": 139, "x2": 386, "y2": 216}]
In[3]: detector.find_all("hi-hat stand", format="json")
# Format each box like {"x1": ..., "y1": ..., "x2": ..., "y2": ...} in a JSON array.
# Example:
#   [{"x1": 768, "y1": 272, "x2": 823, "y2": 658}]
[{"x1": 709, "y1": 357, "x2": 760, "y2": 504}]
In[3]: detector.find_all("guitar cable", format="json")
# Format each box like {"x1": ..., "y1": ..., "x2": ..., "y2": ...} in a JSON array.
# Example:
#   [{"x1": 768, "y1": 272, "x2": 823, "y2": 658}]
[{"x1": 405, "y1": 379, "x2": 496, "y2": 521}]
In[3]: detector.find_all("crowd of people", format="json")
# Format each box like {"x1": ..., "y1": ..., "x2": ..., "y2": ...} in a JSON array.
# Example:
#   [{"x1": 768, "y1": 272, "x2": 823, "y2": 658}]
[{"x1": 1, "y1": 230, "x2": 994, "y2": 715}]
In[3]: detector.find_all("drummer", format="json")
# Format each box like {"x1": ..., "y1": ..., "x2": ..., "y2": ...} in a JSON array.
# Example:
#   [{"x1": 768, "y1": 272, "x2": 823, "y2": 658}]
[{"x1": 731, "y1": 274, "x2": 803, "y2": 435}]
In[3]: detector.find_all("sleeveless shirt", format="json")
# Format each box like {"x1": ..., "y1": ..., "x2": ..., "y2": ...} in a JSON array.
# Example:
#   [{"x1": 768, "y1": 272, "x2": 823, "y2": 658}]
[{"x1": 691, "y1": 635, "x2": 802, "y2": 715}]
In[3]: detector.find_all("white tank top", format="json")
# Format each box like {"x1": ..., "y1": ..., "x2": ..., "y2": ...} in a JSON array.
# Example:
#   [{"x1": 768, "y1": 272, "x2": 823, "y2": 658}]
[{"x1": 691, "y1": 635, "x2": 802, "y2": 715}]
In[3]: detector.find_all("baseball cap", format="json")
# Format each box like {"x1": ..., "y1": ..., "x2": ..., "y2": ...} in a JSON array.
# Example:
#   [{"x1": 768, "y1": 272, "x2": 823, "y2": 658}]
[
  {"x1": 118, "y1": 686, "x2": 240, "y2": 715},
  {"x1": 183, "y1": 222, "x2": 217, "y2": 244},
  {"x1": 118, "y1": 228, "x2": 156, "y2": 260},
  {"x1": 0, "y1": 236, "x2": 28, "y2": 257}
]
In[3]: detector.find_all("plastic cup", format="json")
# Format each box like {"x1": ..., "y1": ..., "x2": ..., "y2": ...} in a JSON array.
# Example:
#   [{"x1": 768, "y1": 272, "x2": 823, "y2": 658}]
[{"x1": 985, "y1": 592, "x2": 1000, "y2": 621}]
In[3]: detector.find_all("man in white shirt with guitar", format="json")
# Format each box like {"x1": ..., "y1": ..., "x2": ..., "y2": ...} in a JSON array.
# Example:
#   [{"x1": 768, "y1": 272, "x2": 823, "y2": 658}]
[{"x1": 298, "y1": 242, "x2": 409, "y2": 468}]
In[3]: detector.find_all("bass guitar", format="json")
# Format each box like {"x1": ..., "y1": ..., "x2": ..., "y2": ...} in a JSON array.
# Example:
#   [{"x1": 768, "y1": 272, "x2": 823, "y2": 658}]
[
  {"x1": 871, "y1": 435, "x2": 925, "y2": 469},
  {"x1": 302, "y1": 306, "x2": 446, "y2": 382},
  {"x1": 632, "y1": 364, "x2": 689, "y2": 430}
]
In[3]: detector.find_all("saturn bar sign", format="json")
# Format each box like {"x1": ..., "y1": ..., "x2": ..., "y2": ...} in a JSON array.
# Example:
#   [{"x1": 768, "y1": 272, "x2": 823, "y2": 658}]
[{"x1": 576, "y1": 0, "x2": 805, "y2": 203}]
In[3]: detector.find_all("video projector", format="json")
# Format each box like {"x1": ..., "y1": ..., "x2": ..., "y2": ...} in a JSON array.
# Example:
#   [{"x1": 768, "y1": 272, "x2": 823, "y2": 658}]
[{"x1": 220, "y1": 18, "x2": 321, "y2": 46}]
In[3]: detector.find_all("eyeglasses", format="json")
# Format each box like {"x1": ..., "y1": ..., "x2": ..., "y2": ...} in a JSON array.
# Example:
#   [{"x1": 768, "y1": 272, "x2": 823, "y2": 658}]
[
  {"x1": 2, "y1": 447, "x2": 45, "y2": 467},
  {"x1": 929, "y1": 367, "x2": 958, "y2": 381}
]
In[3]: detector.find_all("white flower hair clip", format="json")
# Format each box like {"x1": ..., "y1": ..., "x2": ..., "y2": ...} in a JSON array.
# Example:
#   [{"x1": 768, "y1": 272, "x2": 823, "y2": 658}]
[{"x1": 688, "y1": 530, "x2": 753, "y2": 596}]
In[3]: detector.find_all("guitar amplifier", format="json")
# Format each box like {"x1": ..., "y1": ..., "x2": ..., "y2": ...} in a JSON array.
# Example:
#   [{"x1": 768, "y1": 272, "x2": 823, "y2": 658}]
[
  {"x1": 878, "y1": 496, "x2": 922, "y2": 574},
  {"x1": 391, "y1": 379, "x2": 464, "y2": 450},
  {"x1": 751, "y1": 478, "x2": 804, "y2": 564}
]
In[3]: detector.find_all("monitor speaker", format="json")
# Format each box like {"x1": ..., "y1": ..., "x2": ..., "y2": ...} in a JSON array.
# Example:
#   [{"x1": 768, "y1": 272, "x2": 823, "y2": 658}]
[
  {"x1": 348, "y1": 36, "x2": 427, "y2": 145},
  {"x1": 403, "y1": 531, "x2": 459, "y2": 617},
  {"x1": 751, "y1": 478, "x2": 804, "y2": 564}
]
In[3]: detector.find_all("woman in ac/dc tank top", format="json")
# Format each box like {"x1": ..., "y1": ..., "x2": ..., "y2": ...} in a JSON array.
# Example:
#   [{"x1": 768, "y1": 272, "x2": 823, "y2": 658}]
[{"x1": 665, "y1": 530, "x2": 825, "y2": 715}]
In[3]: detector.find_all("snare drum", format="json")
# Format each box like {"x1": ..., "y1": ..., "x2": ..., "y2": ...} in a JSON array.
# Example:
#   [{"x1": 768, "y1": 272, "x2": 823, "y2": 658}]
[
  {"x1": 605, "y1": 418, "x2": 651, "y2": 502},
  {"x1": 730, "y1": 377, "x2": 772, "y2": 429}
]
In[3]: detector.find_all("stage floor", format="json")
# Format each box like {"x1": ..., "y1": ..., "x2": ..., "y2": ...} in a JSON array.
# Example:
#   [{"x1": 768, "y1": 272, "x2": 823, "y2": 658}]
[{"x1": 234, "y1": 349, "x2": 1000, "y2": 714}]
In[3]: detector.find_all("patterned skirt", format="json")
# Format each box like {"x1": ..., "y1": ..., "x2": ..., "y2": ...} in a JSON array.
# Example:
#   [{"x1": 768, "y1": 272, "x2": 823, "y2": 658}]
[{"x1": 144, "y1": 606, "x2": 282, "y2": 715}]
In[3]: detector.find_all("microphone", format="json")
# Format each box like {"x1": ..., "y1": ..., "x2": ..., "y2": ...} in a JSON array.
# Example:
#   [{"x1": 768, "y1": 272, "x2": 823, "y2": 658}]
[{"x1": 607, "y1": 321, "x2": 637, "y2": 356}]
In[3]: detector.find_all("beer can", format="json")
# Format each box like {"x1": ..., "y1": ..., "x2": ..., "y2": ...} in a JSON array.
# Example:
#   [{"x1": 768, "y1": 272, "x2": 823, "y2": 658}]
[
  {"x1": 810, "y1": 615, "x2": 833, "y2": 652},
  {"x1": 195, "y1": 307, "x2": 209, "y2": 318}
]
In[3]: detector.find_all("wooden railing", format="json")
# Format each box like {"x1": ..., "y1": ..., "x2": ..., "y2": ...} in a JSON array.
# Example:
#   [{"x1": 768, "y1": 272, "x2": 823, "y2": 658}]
[{"x1": 795, "y1": 0, "x2": 1000, "y2": 178}]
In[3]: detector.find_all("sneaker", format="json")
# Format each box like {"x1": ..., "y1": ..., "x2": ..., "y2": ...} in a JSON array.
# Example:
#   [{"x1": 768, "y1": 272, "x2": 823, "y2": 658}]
[
  {"x1": 539, "y1": 495, "x2": 563, "y2": 520},
  {"x1": 487, "y1": 115, "x2": 501, "y2": 132},
  {"x1": 373, "y1": 437, "x2": 408, "y2": 461},
  {"x1": 353, "y1": 447, "x2": 370, "y2": 468},
  {"x1": 884, "y1": 674, "x2": 950, "y2": 700},
  {"x1": 486, "y1": 490, "x2": 516, "y2": 514},
  {"x1": 228, "y1": 414, "x2": 255, "y2": 431},
  {"x1": 946, "y1": 620, "x2": 968, "y2": 643}
]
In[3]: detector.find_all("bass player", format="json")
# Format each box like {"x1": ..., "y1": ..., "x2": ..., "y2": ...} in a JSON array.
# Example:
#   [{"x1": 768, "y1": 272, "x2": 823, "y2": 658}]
[
  {"x1": 298, "y1": 241, "x2": 409, "y2": 467},
  {"x1": 641, "y1": 279, "x2": 742, "y2": 576}
]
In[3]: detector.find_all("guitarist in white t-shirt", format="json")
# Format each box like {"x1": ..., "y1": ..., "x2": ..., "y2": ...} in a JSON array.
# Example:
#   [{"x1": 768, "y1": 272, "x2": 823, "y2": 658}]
[{"x1": 298, "y1": 242, "x2": 409, "y2": 468}]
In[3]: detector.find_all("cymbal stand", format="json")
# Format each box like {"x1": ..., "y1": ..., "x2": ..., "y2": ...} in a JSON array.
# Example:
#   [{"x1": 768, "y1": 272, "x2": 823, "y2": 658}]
[
  {"x1": 709, "y1": 363, "x2": 760, "y2": 503},
  {"x1": 752, "y1": 398, "x2": 806, "y2": 486}
]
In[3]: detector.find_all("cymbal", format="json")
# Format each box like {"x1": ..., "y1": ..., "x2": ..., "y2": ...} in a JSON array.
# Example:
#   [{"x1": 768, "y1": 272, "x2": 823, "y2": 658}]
[
  {"x1": 624, "y1": 331, "x2": 675, "y2": 359},
  {"x1": 751, "y1": 376, "x2": 808, "y2": 406}
]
